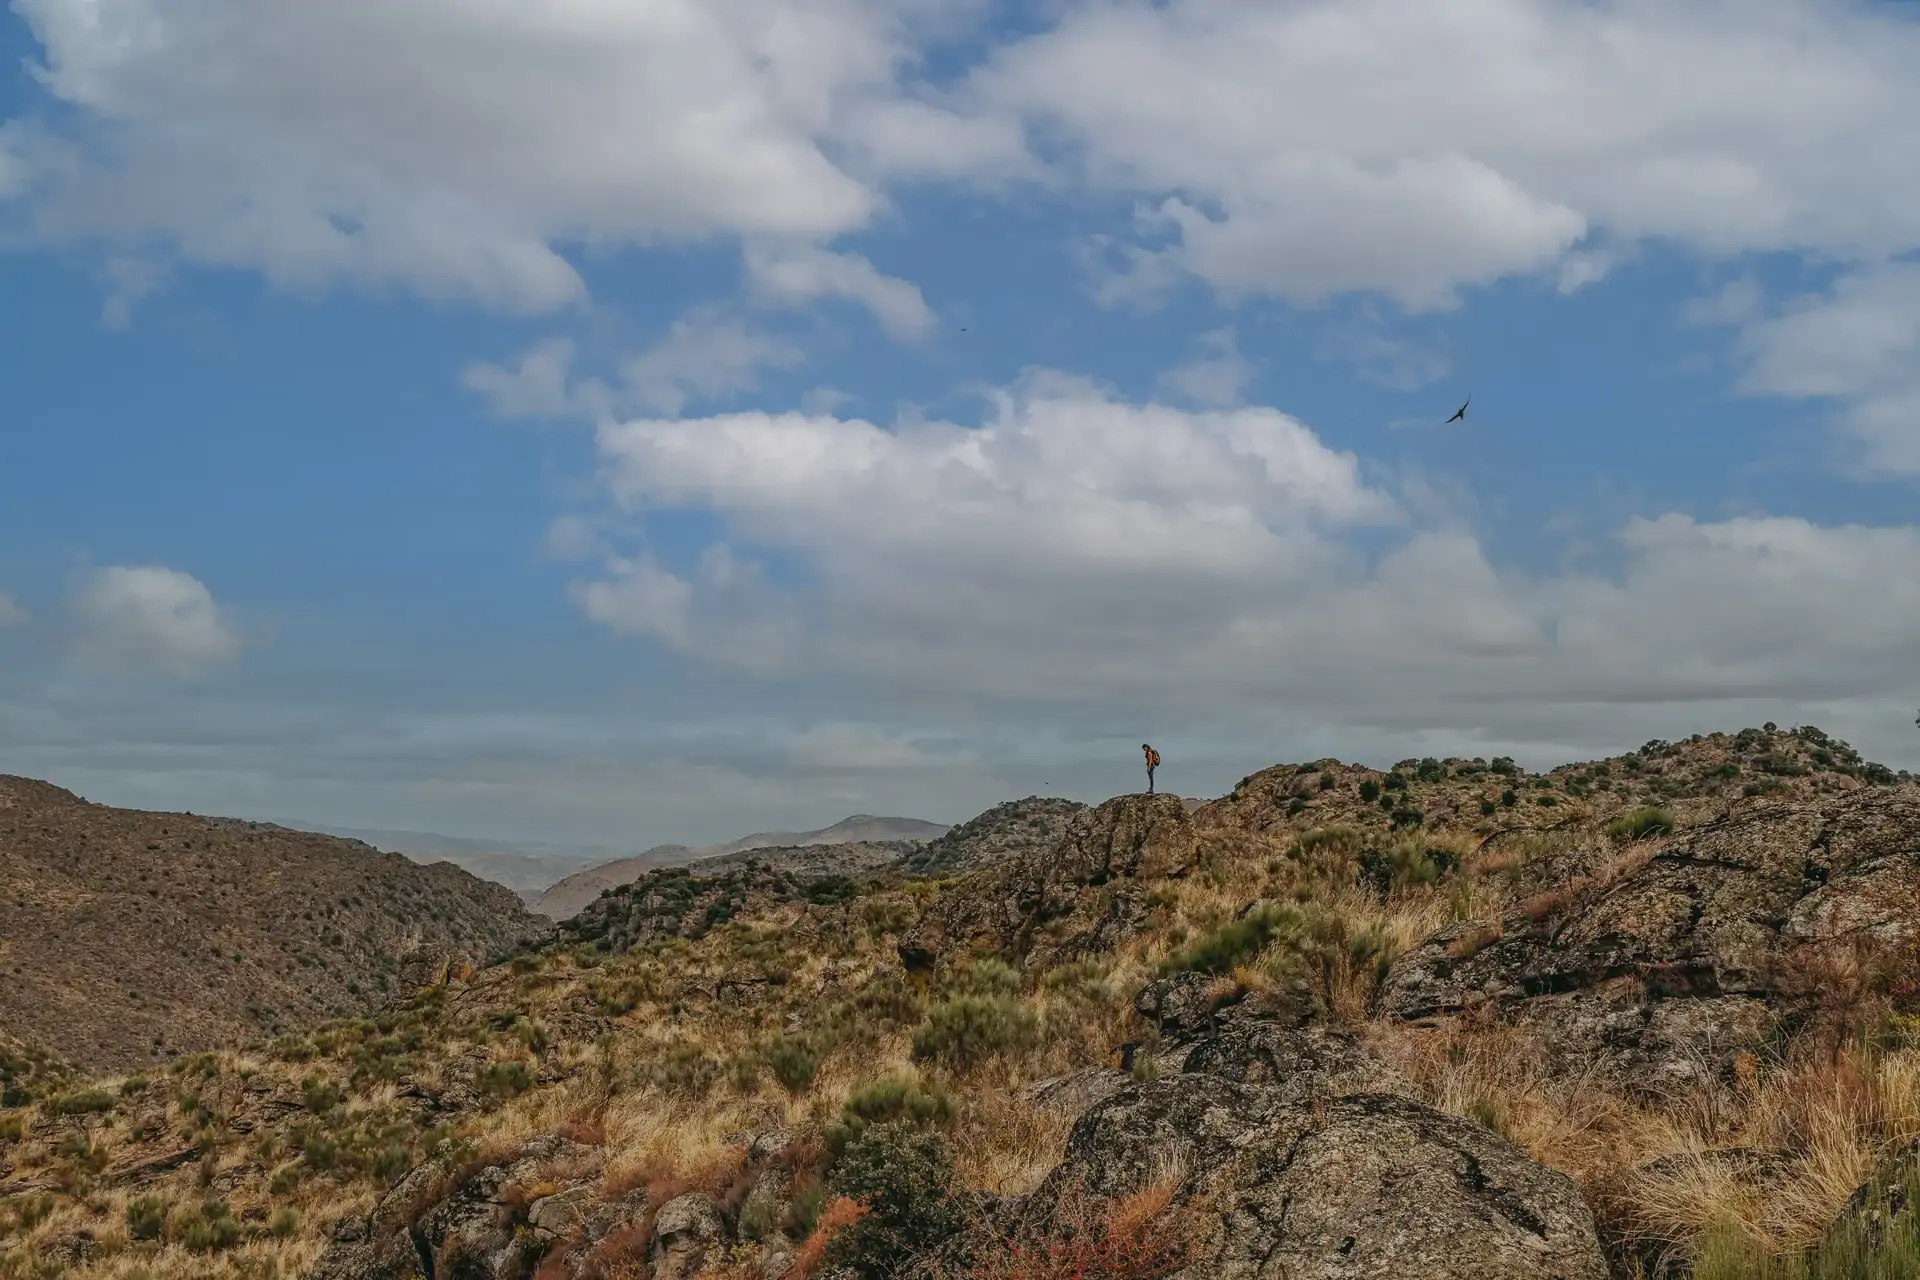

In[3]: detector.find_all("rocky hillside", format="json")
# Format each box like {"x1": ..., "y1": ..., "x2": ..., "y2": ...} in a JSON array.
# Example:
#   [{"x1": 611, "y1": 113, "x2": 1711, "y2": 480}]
[
  {"x1": 532, "y1": 814, "x2": 948, "y2": 921},
  {"x1": 0, "y1": 775, "x2": 546, "y2": 1073},
  {"x1": 5, "y1": 726, "x2": 1920, "y2": 1280},
  {"x1": 894, "y1": 796, "x2": 1087, "y2": 878},
  {"x1": 685, "y1": 839, "x2": 923, "y2": 881}
]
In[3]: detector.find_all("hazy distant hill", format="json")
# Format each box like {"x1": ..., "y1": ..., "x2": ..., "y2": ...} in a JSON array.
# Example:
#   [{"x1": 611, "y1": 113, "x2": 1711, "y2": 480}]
[
  {"x1": 1, "y1": 777, "x2": 546, "y2": 1071},
  {"x1": 295, "y1": 824, "x2": 625, "y2": 904},
  {"x1": 531, "y1": 814, "x2": 949, "y2": 920}
]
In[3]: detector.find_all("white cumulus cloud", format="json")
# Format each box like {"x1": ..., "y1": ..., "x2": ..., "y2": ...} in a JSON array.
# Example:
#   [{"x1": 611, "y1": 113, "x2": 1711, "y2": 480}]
[
  {"x1": 1735, "y1": 262, "x2": 1920, "y2": 474},
  {"x1": 744, "y1": 243, "x2": 937, "y2": 341},
  {"x1": 574, "y1": 380, "x2": 1920, "y2": 746},
  {"x1": 3, "y1": 0, "x2": 979, "y2": 310},
  {"x1": 71, "y1": 566, "x2": 242, "y2": 674},
  {"x1": 971, "y1": 0, "x2": 1920, "y2": 307}
]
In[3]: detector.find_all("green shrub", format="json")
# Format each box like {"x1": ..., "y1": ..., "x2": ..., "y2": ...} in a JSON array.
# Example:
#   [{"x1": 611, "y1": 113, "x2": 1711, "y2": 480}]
[
  {"x1": 765, "y1": 1036, "x2": 818, "y2": 1094},
  {"x1": 125, "y1": 1194, "x2": 169, "y2": 1241},
  {"x1": 827, "y1": 1075, "x2": 953, "y2": 1152},
  {"x1": 480, "y1": 1060, "x2": 533, "y2": 1098},
  {"x1": 47, "y1": 1089, "x2": 115, "y2": 1115},
  {"x1": 1160, "y1": 907, "x2": 1284, "y2": 976},
  {"x1": 270, "y1": 1206, "x2": 300, "y2": 1238},
  {"x1": 1297, "y1": 825, "x2": 1363, "y2": 853},
  {"x1": 1358, "y1": 837, "x2": 1459, "y2": 893},
  {"x1": 826, "y1": 1124, "x2": 965, "y2": 1279},
  {"x1": 1607, "y1": 806, "x2": 1676, "y2": 843},
  {"x1": 949, "y1": 957, "x2": 1021, "y2": 999},
  {"x1": 0, "y1": 1115, "x2": 22, "y2": 1143},
  {"x1": 911, "y1": 995, "x2": 1036, "y2": 1069},
  {"x1": 303, "y1": 1135, "x2": 340, "y2": 1171},
  {"x1": 1358, "y1": 780, "x2": 1382, "y2": 803},
  {"x1": 301, "y1": 1075, "x2": 341, "y2": 1114},
  {"x1": 634, "y1": 1041, "x2": 718, "y2": 1096},
  {"x1": 179, "y1": 1199, "x2": 241, "y2": 1253}
]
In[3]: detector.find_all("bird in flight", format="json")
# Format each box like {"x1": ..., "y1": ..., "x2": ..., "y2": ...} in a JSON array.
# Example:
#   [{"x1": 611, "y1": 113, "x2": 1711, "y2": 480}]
[{"x1": 1445, "y1": 394, "x2": 1470, "y2": 424}]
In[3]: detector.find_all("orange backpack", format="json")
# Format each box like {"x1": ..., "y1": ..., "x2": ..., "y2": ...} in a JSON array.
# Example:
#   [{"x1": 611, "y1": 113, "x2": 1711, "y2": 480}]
[{"x1": 1146, "y1": 747, "x2": 1161, "y2": 768}]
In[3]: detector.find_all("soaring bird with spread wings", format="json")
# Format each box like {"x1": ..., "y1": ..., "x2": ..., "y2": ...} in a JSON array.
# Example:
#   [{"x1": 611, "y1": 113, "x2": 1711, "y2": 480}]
[{"x1": 1445, "y1": 394, "x2": 1470, "y2": 424}]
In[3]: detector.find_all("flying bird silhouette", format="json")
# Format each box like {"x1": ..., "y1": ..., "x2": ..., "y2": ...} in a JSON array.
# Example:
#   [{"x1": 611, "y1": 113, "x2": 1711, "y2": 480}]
[{"x1": 1445, "y1": 394, "x2": 1470, "y2": 424}]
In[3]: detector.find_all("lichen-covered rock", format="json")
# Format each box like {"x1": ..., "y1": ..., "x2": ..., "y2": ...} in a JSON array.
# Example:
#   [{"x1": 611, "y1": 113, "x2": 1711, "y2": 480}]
[
  {"x1": 650, "y1": 1191, "x2": 727, "y2": 1280},
  {"x1": 1133, "y1": 971, "x2": 1232, "y2": 1037},
  {"x1": 306, "y1": 1134, "x2": 599, "y2": 1280},
  {"x1": 1027, "y1": 1075, "x2": 1605, "y2": 1280},
  {"x1": 1376, "y1": 789, "x2": 1920, "y2": 1092},
  {"x1": 900, "y1": 794, "x2": 1196, "y2": 972},
  {"x1": 1177, "y1": 1013, "x2": 1404, "y2": 1103}
]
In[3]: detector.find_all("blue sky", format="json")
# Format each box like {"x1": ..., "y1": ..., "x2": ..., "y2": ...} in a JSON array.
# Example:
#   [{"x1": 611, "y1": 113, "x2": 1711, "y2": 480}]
[{"x1": 2, "y1": 0, "x2": 1919, "y2": 849}]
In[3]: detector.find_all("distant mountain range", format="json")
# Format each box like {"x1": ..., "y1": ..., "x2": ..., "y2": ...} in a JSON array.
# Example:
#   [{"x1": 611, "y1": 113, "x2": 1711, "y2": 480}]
[
  {"x1": 289, "y1": 824, "x2": 629, "y2": 904},
  {"x1": 530, "y1": 814, "x2": 951, "y2": 920}
]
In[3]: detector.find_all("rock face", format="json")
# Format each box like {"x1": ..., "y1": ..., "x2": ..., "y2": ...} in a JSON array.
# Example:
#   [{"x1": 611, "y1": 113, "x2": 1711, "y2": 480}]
[
  {"x1": 958, "y1": 1002, "x2": 1608, "y2": 1280},
  {"x1": 895, "y1": 797, "x2": 1089, "y2": 878},
  {"x1": 899, "y1": 793, "x2": 1197, "y2": 972},
  {"x1": 1376, "y1": 789, "x2": 1920, "y2": 1092}
]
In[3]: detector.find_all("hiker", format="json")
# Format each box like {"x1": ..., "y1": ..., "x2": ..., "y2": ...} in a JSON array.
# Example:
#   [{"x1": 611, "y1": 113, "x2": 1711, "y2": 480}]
[{"x1": 1142, "y1": 743, "x2": 1161, "y2": 794}]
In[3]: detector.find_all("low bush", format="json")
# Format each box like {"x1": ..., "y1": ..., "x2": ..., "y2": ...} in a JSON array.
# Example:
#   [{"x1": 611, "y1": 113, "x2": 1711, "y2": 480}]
[
  {"x1": 825, "y1": 1124, "x2": 965, "y2": 1279},
  {"x1": 766, "y1": 1036, "x2": 819, "y2": 1094},
  {"x1": 46, "y1": 1089, "x2": 115, "y2": 1116},
  {"x1": 1159, "y1": 907, "x2": 1283, "y2": 976},
  {"x1": 1357, "y1": 837, "x2": 1459, "y2": 893},
  {"x1": 827, "y1": 1074, "x2": 953, "y2": 1152},
  {"x1": 481, "y1": 1060, "x2": 534, "y2": 1098},
  {"x1": 125, "y1": 1194, "x2": 169, "y2": 1241},
  {"x1": 179, "y1": 1198, "x2": 242, "y2": 1253},
  {"x1": 1607, "y1": 806, "x2": 1676, "y2": 843},
  {"x1": 912, "y1": 995, "x2": 1037, "y2": 1069}
]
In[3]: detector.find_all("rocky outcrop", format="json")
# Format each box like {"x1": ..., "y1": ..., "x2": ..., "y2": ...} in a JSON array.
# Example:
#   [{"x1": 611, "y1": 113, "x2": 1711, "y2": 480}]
[
  {"x1": 895, "y1": 797, "x2": 1089, "y2": 878},
  {"x1": 899, "y1": 793, "x2": 1197, "y2": 972},
  {"x1": 306, "y1": 1127, "x2": 807, "y2": 1280},
  {"x1": 953, "y1": 1001, "x2": 1607, "y2": 1280},
  {"x1": 310, "y1": 1134, "x2": 603, "y2": 1280},
  {"x1": 1376, "y1": 789, "x2": 1920, "y2": 1092}
]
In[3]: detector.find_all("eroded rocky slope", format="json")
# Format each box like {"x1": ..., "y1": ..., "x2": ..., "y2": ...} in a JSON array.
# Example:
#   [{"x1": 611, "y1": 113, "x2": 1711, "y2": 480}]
[
  {"x1": 4, "y1": 727, "x2": 1919, "y2": 1280},
  {"x1": 0, "y1": 775, "x2": 545, "y2": 1072}
]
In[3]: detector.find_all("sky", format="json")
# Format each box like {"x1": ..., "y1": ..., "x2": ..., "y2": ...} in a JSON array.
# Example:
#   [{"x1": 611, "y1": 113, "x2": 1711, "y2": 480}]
[{"x1": 2, "y1": 0, "x2": 1919, "y2": 851}]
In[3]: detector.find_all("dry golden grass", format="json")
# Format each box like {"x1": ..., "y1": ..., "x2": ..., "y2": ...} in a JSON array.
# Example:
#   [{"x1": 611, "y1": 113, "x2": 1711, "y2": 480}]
[{"x1": 9, "y1": 778, "x2": 1918, "y2": 1279}]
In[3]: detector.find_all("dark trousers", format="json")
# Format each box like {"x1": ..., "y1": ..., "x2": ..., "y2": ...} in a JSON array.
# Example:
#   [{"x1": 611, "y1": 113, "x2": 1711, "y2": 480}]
[{"x1": 1147, "y1": 766, "x2": 1156, "y2": 794}]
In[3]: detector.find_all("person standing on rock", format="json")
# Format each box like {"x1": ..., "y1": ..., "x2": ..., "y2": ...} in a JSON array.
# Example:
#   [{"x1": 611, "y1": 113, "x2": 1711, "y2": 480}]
[{"x1": 1143, "y1": 743, "x2": 1161, "y2": 794}]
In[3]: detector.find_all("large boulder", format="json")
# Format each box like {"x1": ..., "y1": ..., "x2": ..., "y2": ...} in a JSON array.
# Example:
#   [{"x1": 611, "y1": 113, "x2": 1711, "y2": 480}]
[
  {"x1": 900, "y1": 794, "x2": 1197, "y2": 972},
  {"x1": 650, "y1": 1192, "x2": 727, "y2": 1280},
  {"x1": 1027, "y1": 1079, "x2": 1607, "y2": 1280},
  {"x1": 941, "y1": 999, "x2": 1606, "y2": 1280},
  {"x1": 1376, "y1": 789, "x2": 1920, "y2": 1092}
]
